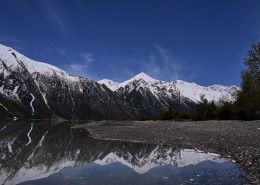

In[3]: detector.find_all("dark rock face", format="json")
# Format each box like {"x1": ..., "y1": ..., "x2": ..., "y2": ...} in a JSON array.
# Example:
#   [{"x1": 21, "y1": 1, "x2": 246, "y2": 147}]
[
  {"x1": 116, "y1": 79, "x2": 196, "y2": 117},
  {"x1": 0, "y1": 59, "x2": 53, "y2": 118},
  {"x1": 33, "y1": 75, "x2": 137, "y2": 120}
]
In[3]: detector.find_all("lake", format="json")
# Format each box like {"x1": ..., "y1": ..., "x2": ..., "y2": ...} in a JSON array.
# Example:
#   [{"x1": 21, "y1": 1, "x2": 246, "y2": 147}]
[{"x1": 0, "y1": 120, "x2": 245, "y2": 185}]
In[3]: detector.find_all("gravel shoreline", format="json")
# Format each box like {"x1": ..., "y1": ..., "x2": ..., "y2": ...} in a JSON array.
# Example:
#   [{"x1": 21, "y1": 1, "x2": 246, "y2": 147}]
[{"x1": 77, "y1": 120, "x2": 260, "y2": 184}]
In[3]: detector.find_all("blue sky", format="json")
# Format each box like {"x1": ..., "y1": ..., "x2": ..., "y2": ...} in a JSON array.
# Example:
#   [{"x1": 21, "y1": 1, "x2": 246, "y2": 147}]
[{"x1": 0, "y1": 0, "x2": 260, "y2": 86}]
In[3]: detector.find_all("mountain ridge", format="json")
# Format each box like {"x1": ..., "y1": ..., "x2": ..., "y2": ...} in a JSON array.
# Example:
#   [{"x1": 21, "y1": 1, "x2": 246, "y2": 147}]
[
  {"x1": 0, "y1": 43, "x2": 240, "y2": 119},
  {"x1": 98, "y1": 72, "x2": 239, "y2": 103},
  {"x1": 98, "y1": 72, "x2": 239, "y2": 116}
]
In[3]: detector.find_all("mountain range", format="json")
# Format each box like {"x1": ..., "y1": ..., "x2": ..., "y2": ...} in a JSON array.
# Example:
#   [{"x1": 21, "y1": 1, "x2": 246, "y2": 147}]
[
  {"x1": 0, "y1": 44, "x2": 239, "y2": 120},
  {"x1": 98, "y1": 73, "x2": 239, "y2": 116}
]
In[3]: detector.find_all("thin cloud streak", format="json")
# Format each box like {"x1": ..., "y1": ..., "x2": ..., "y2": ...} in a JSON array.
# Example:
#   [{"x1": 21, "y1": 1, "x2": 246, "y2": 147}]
[
  {"x1": 141, "y1": 44, "x2": 183, "y2": 82},
  {"x1": 38, "y1": 0, "x2": 68, "y2": 37},
  {"x1": 57, "y1": 48, "x2": 66, "y2": 55},
  {"x1": 65, "y1": 51, "x2": 98, "y2": 80},
  {"x1": 82, "y1": 53, "x2": 94, "y2": 63},
  {"x1": 0, "y1": 35, "x2": 25, "y2": 44}
]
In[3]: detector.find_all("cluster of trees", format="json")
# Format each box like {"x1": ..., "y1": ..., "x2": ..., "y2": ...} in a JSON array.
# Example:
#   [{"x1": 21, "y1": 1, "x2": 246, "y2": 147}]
[
  {"x1": 156, "y1": 98, "x2": 236, "y2": 121},
  {"x1": 236, "y1": 42, "x2": 260, "y2": 120},
  {"x1": 147, "y1": 42, "x2": 260, "y2": 121}
]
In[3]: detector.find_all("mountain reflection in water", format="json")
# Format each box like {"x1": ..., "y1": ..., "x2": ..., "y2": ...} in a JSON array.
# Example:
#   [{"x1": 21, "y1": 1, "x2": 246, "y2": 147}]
[{"x1": 0, "y1": 120, "x2": 244, "y2": 185}]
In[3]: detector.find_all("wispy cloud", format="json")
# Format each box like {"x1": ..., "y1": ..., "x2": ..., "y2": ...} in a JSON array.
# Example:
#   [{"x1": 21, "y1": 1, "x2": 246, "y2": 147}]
[
  {"x1": 141, "y1": 44, "x2": 183, "y2": 81},
  {"x1": 52, "y1": 14, "x2": 67, "y2": 36},
  {"x1": 68, "y1": 53, "x2": 92, "y2": 71},
  {"x1": 57, "y1": 48, "x2": 66, "y2": 55},
  {"x1": 69, "y1": 63, "x2": 88, "y2": 71},
  {"x1": 82, "y1": 53, "x2": 94, "y2": 63},
  {"x1": 65, "y1": 52, "x2": 98, "y2": 80},
  {"x1": 38, "y1": 1, "x2": 68, "y2": 37},
  {"x1": 0, "y1": 35, "x2": 25, "y2": 44},
  {"x1": 0, "y1": 35, "x2": 25, "y2": 51}
]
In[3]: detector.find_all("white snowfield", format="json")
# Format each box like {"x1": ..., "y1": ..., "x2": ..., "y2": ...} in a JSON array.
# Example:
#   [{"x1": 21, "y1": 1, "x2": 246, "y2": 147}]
[{"x1": 98, "y1": 72, "x2": 240, "y2": 103}]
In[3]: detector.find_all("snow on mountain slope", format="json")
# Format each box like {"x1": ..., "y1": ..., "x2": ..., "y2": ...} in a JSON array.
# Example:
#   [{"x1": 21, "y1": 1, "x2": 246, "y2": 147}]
[
  {"x1": 99, "y1": 72, "x2": 173, "y2": 100},
  {"x1": 174, "y1": 80, "x2": 239, "y2": 103},
  {"x1": 98, "y1": 79, "x2": 119, "y2": 91},
  {"x1": 0, "y1": 44, "x2": 80, "y2": 82},
  {"x1": 98, "y1": 72, "x2": 239, "y2": 103},
  {"x1": 98, "y1": 73, "x2": 159, "y2": 93}
]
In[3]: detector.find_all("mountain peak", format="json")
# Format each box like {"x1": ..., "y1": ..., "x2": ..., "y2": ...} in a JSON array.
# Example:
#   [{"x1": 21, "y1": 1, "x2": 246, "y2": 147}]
[
  {"x1": 132, "y1": 72, "x2": 157, "y2": 83},
  {"x1": 117, "y1": 72, "x2": 158, "y2": 89}
]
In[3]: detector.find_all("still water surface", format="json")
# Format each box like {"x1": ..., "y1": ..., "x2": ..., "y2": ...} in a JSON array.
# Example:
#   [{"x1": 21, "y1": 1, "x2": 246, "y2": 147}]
[{"x1": 0, "y1": 120, "x2": 245, "y2": 185}]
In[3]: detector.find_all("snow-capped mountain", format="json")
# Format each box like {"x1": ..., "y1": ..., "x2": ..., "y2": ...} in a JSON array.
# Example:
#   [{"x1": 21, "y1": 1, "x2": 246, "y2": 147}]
[
  {"x1": 98, "y1": 72, "x2": 239, "y2": 103},
  {"x1": 99, "y1": 73, "x2": 193, "y2": 116},
  {"x1": 0, "y1": 44, "x2": 137, "y2": 120},
  {"x1": 0, "y1": 43, "x2": 239, "y2": 119},
  {"x1": 98, "y1": 72, "x2": 239, "y2": 115}
]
